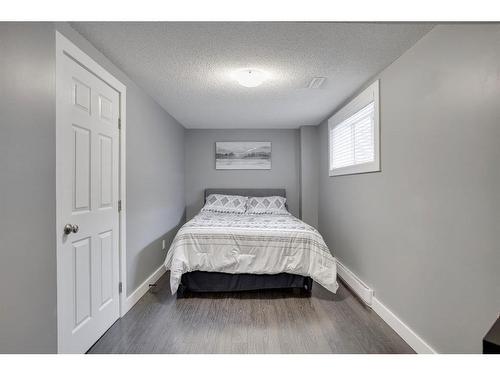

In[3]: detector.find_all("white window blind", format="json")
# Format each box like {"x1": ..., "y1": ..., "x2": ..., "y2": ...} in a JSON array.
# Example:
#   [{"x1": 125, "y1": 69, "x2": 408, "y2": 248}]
[
  {"x1": 328, "y1": 80, "x2": 380, "y2": 176},
  {"x1": 330, "y1": 102, "x2": 375, "y2": 170}
]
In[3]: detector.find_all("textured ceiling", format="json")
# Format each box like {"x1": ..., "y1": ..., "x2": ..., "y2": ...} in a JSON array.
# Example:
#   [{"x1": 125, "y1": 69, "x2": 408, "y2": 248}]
[{"x1": 71, "y1": 22, "x2": 433, "y2": 129}]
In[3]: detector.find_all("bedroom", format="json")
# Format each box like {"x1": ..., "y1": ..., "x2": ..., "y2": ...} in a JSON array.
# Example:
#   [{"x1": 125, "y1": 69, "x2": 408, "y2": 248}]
[{"x1": 0, "y1": 1, "x2": 499, "y2": 371}]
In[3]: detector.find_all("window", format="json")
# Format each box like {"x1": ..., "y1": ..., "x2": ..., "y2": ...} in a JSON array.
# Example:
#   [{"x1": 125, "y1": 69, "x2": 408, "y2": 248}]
[{"x1": 328, "y1": 80, "x2": 380, "y2": 176}]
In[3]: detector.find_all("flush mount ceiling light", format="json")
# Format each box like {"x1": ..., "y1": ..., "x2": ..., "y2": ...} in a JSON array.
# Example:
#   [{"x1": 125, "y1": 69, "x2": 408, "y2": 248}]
[{"x1": 232, "y1": 68, "x2": 268, "y2": 88}]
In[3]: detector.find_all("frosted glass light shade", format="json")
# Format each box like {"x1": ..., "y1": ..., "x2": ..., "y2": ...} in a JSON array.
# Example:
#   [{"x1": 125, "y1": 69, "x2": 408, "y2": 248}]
[{"x1": 233, "y1": 69, "x2": 267, "y2": 87}]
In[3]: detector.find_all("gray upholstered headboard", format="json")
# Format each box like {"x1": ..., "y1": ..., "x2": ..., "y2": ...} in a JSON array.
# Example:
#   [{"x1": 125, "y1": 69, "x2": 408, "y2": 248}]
[{"x1": 204, "y1": 188, "x2": 286, "y2": 203}]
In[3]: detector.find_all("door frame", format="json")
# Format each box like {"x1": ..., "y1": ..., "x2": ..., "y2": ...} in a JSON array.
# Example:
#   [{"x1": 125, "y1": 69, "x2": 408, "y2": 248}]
[{"x1": 55, "y1": 31, "x2": 127, "y2": 353}]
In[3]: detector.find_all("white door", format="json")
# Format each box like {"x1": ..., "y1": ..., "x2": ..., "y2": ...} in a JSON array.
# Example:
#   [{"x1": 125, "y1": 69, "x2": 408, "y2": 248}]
[{"x1": 57, "y1": 51, "x2": 121, "y2": 353}]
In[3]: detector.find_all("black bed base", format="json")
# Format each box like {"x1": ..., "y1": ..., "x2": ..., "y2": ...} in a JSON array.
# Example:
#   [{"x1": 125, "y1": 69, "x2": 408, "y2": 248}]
[{"x1": 177, "y1": 271, "x2": 313, "y2": 298}]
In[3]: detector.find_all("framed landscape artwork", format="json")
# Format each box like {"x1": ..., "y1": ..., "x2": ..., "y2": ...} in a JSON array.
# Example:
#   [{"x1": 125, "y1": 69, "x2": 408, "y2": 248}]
[{"x1": 215, "y1": 141, "x2": 271, "y2": 170}]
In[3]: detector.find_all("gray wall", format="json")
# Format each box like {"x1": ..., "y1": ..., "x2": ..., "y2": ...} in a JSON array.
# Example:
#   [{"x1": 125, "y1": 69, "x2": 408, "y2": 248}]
[
  {"x1": 317, "y1": 24, "x2": 500, "y2": 353},
  {"x1": 124, "y1": 85, "x2": 185, "y2": 293},
  {"x1": 0, "y1": 23, "x2": 185, "y2": 353},
  {"x1": 0, "y1": 22, "x2": 57, "y2": 354},
  {"x1": 185, "y1": 129, "x2": 300, "y2": 219},
  {"x1": 55, "y1": 23, "x2": 186, "y2": 297},
  {"x1": 299, "y1": 126, "x2": 319, "y2": 228}
]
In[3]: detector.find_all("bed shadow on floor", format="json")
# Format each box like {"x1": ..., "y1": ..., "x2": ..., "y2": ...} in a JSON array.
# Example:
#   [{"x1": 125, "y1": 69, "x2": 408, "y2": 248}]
[{"x1": 150, "y1": 274, "x2": 347, "y2": 304}]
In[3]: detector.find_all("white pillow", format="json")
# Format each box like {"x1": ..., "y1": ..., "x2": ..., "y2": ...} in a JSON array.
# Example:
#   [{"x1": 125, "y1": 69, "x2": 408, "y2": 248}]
[
  {"x1": 201, "y1": 194, "x2": 247, "y2": 214},
  {"x1": 246, "y1": 196, "x2": 289, "y2": 215}
]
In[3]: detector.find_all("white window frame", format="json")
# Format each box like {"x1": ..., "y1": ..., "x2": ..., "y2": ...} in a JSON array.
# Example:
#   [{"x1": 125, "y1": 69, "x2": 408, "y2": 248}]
[{"x1": 328, "y1": 80, "x2": 380, "y2": 177}]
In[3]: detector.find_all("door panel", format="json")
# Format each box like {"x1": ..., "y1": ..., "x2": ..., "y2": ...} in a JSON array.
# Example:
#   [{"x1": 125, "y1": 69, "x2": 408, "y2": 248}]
[
  {"x1": 73, "y1": 125, "x2": 91, "y2": 212},
  {"x1": 58, "y1": 52, "x2": 120, "y2": 353},
  {"x1": 73, "y1": 78, "x2": 91, "y2": 113},
  {"x1": 73, "y1": 236, "x2": 92, "y2": 330},
  {"x1": 99, "y1": 135, "x2": 113, "y2": 209},
  {"x1": 98, "y1": 230, "x2": 113, "y2": 309},
  {"x1": 98, "y1": 94, "x2": 113, "y2": 124}
]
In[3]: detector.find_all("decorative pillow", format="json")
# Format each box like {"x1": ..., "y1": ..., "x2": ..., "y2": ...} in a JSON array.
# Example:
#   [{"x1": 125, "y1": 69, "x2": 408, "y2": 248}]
[
  {"x1": 246, "y1": 196, "x2": 289, "y2": 215},
  {"x1": 201, "y1": 194, "x2": 247, "y2": 214}
]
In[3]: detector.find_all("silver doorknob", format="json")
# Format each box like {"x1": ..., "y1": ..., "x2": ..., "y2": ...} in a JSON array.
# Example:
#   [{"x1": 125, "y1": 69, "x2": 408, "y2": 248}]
[{"x1": 64, "y1": 224, "x2": 79, "y2": 235}]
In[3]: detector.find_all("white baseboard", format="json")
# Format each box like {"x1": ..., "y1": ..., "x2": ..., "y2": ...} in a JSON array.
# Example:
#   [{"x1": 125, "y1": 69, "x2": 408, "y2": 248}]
[
  {"x1": 122, "y1": 264, "x2": 166, "y2": 316},
  {"x1": 371, "y1": 298, "x2": 436, "y2": 354},
  {"x1": 336, "y1": 260, "x2": 374, "y2": 305},
  {"x1": 337, "y1": 260, "x2": 437, "y2": 354}
]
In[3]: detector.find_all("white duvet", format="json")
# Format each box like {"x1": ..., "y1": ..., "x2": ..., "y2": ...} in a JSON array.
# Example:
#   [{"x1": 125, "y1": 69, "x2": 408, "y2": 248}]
[{"x1": 164, "y1": 211, "x2": 338, "y2": 294}]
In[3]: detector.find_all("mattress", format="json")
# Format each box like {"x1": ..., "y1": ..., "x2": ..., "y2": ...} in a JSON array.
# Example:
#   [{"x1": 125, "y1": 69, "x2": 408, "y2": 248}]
[{"x1": 164, "y1": 211, "x2": 338, "y2": 294}]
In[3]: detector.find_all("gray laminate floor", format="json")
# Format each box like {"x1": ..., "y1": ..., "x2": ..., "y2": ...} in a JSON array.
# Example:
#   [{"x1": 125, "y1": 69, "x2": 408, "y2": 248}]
[{"x1": 88, "y1": 273, "x2": 414, "y2": 354}]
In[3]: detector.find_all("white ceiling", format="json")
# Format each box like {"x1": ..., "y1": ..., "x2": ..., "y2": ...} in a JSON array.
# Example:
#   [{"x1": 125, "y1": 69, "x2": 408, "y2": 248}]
[{"x1": 71, "y1": 22, "x2": 433, "y2": 129}]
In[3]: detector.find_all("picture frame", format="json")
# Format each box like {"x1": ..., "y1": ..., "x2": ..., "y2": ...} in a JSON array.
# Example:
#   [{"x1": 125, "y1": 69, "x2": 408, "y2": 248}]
[{"x1": 215, "y1": 141, "x2": 272, "y2": 170}]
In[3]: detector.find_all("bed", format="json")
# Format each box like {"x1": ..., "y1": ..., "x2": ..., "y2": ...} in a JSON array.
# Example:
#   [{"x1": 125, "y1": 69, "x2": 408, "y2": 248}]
[{"x1": 164, "y1": 188, "x2": 338, "y2": 297}]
